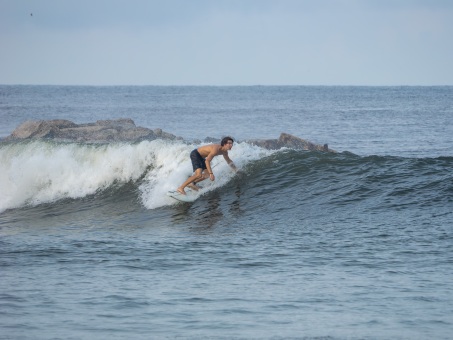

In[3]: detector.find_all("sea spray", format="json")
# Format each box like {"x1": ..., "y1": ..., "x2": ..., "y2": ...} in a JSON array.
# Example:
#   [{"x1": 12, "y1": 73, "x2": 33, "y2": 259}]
[
  {"x1": 0, "y1": 140, "x2": 155, "y2": 212},
  {"x1": 139, "y1": 141, "x2": 275, "y2": 209},
  {"x1": 1, "y1": 139, "x2": 275, "y2": 212}
]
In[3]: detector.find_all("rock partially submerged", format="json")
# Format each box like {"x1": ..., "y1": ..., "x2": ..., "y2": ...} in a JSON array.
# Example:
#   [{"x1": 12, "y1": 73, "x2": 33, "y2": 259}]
[
  {"x1": 4, "y1": 118, "x2": 180, "y2": 143},
  {"x1": 248, "y1": 133, "x2": 334, "y2": 152},
  {"x1": 4, "y1": 118, "x2": 334, "y2": 152}
]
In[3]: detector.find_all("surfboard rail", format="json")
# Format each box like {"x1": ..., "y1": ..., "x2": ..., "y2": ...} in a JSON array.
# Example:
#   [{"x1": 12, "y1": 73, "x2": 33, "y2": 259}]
[{"x1": 167, "y1": 190, "x2": 198, "y2": 203}]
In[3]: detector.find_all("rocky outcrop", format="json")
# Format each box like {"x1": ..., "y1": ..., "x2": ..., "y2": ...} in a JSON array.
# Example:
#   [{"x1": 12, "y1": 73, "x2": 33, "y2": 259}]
[
  {"x1": 4, "y1": 118, "x2": 180, "y2": 143},
  {"x1": 248, "y1": 133, "x2": 334, "y2": 152},
  {"x1": 4, "y1": 119, "x2": 334, "y2": 152},
  {"x1": 8, "y1": 119, "x2": 78, "y2": 139}
]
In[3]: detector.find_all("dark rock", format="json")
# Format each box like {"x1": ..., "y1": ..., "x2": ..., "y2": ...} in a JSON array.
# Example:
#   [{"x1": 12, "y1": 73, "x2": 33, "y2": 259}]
[
  {"x1": 204, "y1": 137, "x2": 220, "y2": 143},
  {"x1": 4, "y1": 119, "x2": 334, "y2": 152},
  {"x1": 96, "y1": 118, "x2": 135, "y2": 128},
  {"x1": 4, "y1": 118, "x2": 177, "y2": 143},
  {"x1": 9, "y1": 119, "x2": 77, "y2": 139},
  {"x1": 247, "y1": 133, "x2": 335, "y2": 152},
  {"x1": 153, "y1": 128, "x2": 181, "y2": 140}
]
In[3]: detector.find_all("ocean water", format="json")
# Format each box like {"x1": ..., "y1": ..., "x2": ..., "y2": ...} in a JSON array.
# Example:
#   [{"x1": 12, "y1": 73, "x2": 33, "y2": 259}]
[{"x1": 0, "y1": 85, "x2": 452, "y2": 339}]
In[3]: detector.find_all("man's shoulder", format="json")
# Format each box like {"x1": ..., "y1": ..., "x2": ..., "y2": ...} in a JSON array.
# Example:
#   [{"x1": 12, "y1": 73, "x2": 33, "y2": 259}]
[
  {"x1": 208, "y1": 144, "x2": 222, "y2": 151},
  {"x1": 200, "y1": 143, "x2": 219, "y2": 149}
]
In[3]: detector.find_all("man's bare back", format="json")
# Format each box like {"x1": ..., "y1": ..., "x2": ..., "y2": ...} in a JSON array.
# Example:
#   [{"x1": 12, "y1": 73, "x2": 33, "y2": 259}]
[{"x1": 197, "y1": 144, "x2": 232, "y2": 163}]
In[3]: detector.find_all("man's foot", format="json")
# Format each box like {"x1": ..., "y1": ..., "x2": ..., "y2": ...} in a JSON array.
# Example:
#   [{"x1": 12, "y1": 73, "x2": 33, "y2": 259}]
[
  {"x1": 187, "y1": 183, "x2": 201, "y2": 191},
  {"x1": 177, "y1": 187, "x2": 186, "y2": 195}
]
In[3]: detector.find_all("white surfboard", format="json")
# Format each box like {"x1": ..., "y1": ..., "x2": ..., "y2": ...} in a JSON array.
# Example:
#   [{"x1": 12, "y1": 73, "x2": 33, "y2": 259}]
[{"x1": 167, "y1": 190, "x2": 198, "y2": 203}]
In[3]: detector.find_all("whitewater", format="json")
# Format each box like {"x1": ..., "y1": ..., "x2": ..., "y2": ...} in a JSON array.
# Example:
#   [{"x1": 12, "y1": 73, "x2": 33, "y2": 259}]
[{"x1": 0, "y1": 139, "x2": 273, "y2": 212}]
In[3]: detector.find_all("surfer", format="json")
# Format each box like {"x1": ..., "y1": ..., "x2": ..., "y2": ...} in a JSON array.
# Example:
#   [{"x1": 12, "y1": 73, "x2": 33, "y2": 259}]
[{"x1": 177, "y1": 137, "x2": 237, "y2": 195}]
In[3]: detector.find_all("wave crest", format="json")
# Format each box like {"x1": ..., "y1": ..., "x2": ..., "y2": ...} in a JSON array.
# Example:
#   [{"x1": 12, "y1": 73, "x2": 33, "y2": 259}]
[
  {"x1": 0, "y1": 140, "x2": 156, "y2": 212},
  {"x1": 2, "y1": 139, "x2": 452, "y2": 213}
]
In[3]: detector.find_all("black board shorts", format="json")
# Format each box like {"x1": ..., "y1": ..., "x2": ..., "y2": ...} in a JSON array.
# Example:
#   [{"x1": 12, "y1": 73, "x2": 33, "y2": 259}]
[{"x1": 190, "y1": 149, "x2": 207, "y2": 172}]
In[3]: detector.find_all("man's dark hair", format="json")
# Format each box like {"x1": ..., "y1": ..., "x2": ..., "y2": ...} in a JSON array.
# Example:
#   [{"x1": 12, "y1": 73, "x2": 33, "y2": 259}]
[{"x1": 221, "y1": 136, "x2": 234, "y2": 146}]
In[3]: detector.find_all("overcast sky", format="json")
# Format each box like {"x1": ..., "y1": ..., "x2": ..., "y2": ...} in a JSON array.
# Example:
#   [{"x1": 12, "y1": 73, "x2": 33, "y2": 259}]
[{"x1": 1, "y1": 0, "x2": 453, "y2": 85}]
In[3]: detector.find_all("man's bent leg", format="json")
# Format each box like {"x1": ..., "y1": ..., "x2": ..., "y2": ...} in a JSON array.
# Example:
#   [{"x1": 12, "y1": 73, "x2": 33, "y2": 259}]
[
  {"x1": 188, "y1": 170, "x2": 209, "y2": 191},
  {"x1": 178, "y1": 168, "x2": 203, "y2": 195},
  {"x1": 193, "y1": 170, "x2": 209, "y2": 183}
]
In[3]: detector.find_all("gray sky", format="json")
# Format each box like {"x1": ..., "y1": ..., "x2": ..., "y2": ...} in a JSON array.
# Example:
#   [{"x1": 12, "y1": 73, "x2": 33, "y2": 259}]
[{"x1": 1, "y1": 0, "x2": 452, "y2": 85}]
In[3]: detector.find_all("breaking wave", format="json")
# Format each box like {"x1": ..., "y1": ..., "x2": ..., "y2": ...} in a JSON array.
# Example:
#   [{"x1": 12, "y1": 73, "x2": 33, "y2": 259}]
[{"x1": 1, "y1": 139, "x2": 452, "y2": 214}]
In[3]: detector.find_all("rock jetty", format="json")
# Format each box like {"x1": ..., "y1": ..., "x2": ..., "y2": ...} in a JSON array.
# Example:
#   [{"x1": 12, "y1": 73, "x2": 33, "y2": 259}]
[
  {"x1": 4, "y1": 118, "x2": 179, "y2": 143},
  {"x1": 247, "y1": 133, "x2": 333, "y2": 152},
  {"x1": 4, "y1": 118, "x2": 335, "y2": 152}
]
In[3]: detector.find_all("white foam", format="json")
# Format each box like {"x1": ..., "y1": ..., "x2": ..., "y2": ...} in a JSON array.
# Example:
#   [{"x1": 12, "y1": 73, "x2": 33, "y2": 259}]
[
  {"x1": 0, "y1": 140, "x2": 155, "y2": 212},
  {"x1": 140, "y1": 140, "x2": 274, "y2": 209},
  {"x1": 0, "y1": 140, "x2": 274, "y2": 212}
]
